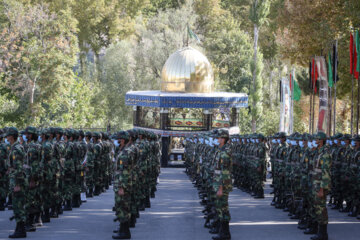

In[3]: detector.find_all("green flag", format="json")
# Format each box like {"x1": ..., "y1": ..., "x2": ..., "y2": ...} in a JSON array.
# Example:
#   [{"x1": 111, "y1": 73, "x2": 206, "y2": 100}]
[
  {"x1": 328, "y1": 51, "x2": 333, "y2": 88},
  {"x1": 187, "y1": 25, "x2": 200, "y2": 43},
  {"x1": 357, "y1": 30, "x2": 360, "y2": 72},
  {"x1": 293, "y1": 78, "x2": 301, "y2": 101}
]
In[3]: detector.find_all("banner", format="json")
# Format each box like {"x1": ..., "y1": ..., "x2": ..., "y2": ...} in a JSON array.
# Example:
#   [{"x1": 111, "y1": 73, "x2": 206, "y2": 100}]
[
  {"x1": 279, "y1": 77, "x2": 291, "y2": 135},
  {"x1": 169, "y1": 118, "x2": 203, "y2": 127},
  {"x1": 315, "y1": 56, "x2": 329, "y2": 134}
]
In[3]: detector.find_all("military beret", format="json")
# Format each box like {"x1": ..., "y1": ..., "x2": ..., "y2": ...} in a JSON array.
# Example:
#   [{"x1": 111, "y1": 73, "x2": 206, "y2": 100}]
[
  {"x1": 85, "y1": 131, "x2": 92, "y2": 137},
  {"x1": 332, "y1": 133, "x2": 343, "y2": 139}
]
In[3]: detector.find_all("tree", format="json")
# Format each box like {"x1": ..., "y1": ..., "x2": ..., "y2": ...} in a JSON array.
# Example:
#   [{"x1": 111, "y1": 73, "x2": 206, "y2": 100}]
[
  {"x1": 249, "y1": 0, "x2": 270, "y2": 131},
  {"x1": 0, "y1": 0, "x2": 78, "y2": 126}
]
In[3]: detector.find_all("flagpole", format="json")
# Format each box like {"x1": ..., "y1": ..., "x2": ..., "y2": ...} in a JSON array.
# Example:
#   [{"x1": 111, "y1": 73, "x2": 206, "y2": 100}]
[
  {"x1": 291, "y1": 69, "x2": 294, "y2": 134},
  {"x1": 309, "y1": 61, "x2": 312, "y2": 133},
  {"x1": 351, "y1": 31, "x2": 355, "y2": 135},
  {"x1": 333, "y1": 40, "x2": 338, "y2": 135},
  {"x1": 312, "y1": 56, "x2": 316, "y2": 134}
]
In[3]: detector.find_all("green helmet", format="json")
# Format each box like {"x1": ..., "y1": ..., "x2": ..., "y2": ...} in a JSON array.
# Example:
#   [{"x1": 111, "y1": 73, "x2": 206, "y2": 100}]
[
  {"x1": 116, "y1": 131, "x2": 129, "y2": 140},
  {"x1": 5, "y1": 127, "x2": 18, "y2": 137}
]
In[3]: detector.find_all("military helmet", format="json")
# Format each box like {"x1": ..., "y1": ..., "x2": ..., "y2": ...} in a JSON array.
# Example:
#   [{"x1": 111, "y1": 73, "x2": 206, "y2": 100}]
[
  {"x1": 25, "y1": 126, "x2": 37, "y2": 135},
  {"x1": 278, "y1": 132, "x2": 287, "y2": 138},
  {"x1": 352, "y1": 135, "x2": 360, "y2": 141},
  {"x1": 78, "y1": 130, "x2": 85, "y2": 138},
  {"x1": 92, "y1": 132, "x2": 100, "y2": 138},
  {"x1": 340, "y1": 134, "x2": 351, "y2": 140},
  {"x1": 85, "y1": 131, "x2": 92, "y2": 138},
  {"x1": 313, "y1": 131, "x2": 327, "y2": 140},
  {"x1": 216, "y1": 128, "x2": 229, "y2": 139},
  {"x1": 116, "y1": 131, "x2": 129, "y2": 140},
  {"x1": 5, "y1": 127, "x2": 18, "y2": 137}
]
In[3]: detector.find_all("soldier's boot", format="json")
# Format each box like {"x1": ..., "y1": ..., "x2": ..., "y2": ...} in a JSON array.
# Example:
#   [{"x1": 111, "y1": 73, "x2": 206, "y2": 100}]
[
  {"x1": 72, "y1": 195, "x2": 80, "y2": 208},
  {"x1": 350, "y1": 205, "x2": 360, "y2": 217},
  {"x1": 209, "y1": 220, "x2": 220, "y2": 234},
  {"x1": 150, "y1": 189, "x2": 155, "y2": 198},
  {"x1": 136, "y1": 208, "x2": 140, "y2": 218},
  {"x1": 254, "y1": 189, "x2": 264, "y2": 199},
  {"x1": 311, "y1": 224, "x2": 328, "y2": 240},
  {"x1": 129, "y1": 214, "x2": 136, "y2": 228},
  {"x1": 332, "y1": 199, "x2": 342, "y2": 210},
  {"x1": 58, "y1": 204, "x2": 63, "y2": 215},
  {"x1": 9, "y1": 221, "x2": 26, "y2": 238},
  {"x1": 327, "y1": 196, "x2": 333, "y2": 206},
  {"x1": 25, "y1": 214, "x2": 36, "y2": 232},
  {"x1": 212, "y1": 221, "x2": 231, "y2": 240},
  {"x1": 139, "y1": 200, "x2": 145, "y2": 211},
  {"x1": 339, "y1": 201, "x2": 350, "y2": 212},
  {"x1": 0, "y1": 198, "x2": 5, "y2": 211},
  {"x1": 298, "y1": 218, "x2": 308, "y2": 230},
  {"x1": 63, "y1": 200, "x2": 72, "y2": 211},
  {"x1": 94, "y1": 186, "x2": 100, "y2": 196},
  {"x1": 112, "y1": 222, "x2": 131, "y2": 239},
  {"x1": 33, "y1": 213, "x2": 43, "y2": 227},
  {"x1": 50, "y1": 206, "x2": 58, "y2": 218},
  {"x1": 304, "y1": 221, "x2": 318, "y2": 235},
  {"x1": 7, "y1": 195, "x2": 13, "y2": 210},
  {"x1": 42, "y1": 209, "x2": 51, "y2": 223},
  {"x1": 145, "y1": 196, "x2": 151, "y2": 208},
  {"x1": 271, "y1": 196, "x2": 276, "y2": 206}
]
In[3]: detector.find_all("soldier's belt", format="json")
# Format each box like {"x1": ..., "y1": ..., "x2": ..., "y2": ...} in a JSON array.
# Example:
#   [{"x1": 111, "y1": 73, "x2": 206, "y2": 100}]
[
  {"x1": 214, "y1": 170, "x2": 221, "y2": 174},
  {"x1": 350, "y1": 164, "x2": 358, "y2": 168},
  {"x1": 275, "y1": 159, "x2": 283, "y2": 162}
]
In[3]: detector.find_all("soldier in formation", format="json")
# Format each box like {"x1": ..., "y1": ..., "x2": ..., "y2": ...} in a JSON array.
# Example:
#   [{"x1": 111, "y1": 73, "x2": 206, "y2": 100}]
[
  {"x1": 0, "y1": 126, "x2": 124, "y2": 238},
  {"x1": 185, "y1": 129, "x2": 233, "y2": 240},
  {"x1": 112, "y1": 129, "x2": 161, "y2": 239},
  {"x1": 268, "y1": 132, "x2": 332, "y2": 240}
]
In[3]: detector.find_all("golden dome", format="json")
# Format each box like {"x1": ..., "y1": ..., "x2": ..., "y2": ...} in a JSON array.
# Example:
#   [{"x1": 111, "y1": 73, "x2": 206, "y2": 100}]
[{"x1": 161, "y1": 46, "x2": 214, "y2": 93}]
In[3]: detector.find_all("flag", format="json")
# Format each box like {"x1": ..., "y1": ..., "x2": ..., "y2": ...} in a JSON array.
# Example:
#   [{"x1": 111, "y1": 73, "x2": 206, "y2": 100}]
[
  {"x1": 293, "y1": 78, "x2": 301, "y2": 101},
  {"x1": 328, "y1": 51, "x2": 333, "y2": 87},
  {"x1": 311, "y1": 58, "x2": 318, "y2": 93},
  {"x1": 351, "y1": 32, "x2": 359, "y2": 78},
  {"x1": 357, "y1": 30, "x2": 360, "y2": 72},
  {"x1": 289, "y1": 73, "x2": 292, "y2": 90},
  {"x1": 333, "y1": 43, "x2": 338, "y2": 83},
  {"x1": 279, "y1": 79, "x2": 282, "y2": 102},
  {"x1": 187, "y1": 25, "x2": 200, "y2": 43}
]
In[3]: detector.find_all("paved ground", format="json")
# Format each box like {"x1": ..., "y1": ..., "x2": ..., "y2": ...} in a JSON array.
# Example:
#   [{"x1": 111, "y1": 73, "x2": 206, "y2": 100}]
[{"x1": 1, "y1": 168, "x2": 360, "y2": 240}]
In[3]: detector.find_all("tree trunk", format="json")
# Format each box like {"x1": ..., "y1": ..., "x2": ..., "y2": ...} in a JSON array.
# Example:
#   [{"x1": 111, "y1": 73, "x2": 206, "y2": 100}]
[
  {"x1": 94, "y1": 52, "x2": 101, "y2": 82},
  {"x1": 251, "y1": 23, "x2": 259, "y2": 132},
  {"x1": 29, "y1": 78, "x2": 37, "y2": 123}
]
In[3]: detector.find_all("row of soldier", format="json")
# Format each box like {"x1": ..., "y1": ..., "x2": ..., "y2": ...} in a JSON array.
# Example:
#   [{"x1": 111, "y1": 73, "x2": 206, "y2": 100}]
[
  {"x1": 0, "y1": 126, "x2": 156, "y2": 239},
  {"x1": 184, "y1": 129, "x2": 233, "y2": 240},
  {"x1": 112, "y1": 129, "x2": 161, "y2": 240},
  {"x1": 0, "y1": 127, "x2": 116, "y2": 238}
]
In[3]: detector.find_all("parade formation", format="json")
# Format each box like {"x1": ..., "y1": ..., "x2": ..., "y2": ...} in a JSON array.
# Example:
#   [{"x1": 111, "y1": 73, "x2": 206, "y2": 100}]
[
  {"x1": 0, "y1": 127, "x2": 160, "y2": 239},
  {"x1": 185, "y1": 129, "x2": 360, "y2": 240}
]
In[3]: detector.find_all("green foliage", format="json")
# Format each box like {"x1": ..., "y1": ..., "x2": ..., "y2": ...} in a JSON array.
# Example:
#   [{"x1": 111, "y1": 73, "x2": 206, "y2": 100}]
[{"x1": 249, "y1": 0, "x2": 270, "y2": 26}]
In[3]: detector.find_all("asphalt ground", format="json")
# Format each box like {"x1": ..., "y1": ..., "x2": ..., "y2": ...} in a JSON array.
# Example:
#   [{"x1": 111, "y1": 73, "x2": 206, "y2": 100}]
[{"x1": 1, "y1": 168, "x2": 359, "y2": 240}]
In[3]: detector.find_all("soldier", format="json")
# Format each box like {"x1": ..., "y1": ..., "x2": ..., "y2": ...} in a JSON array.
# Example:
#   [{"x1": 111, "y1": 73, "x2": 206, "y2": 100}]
[
  {"x1": 6, "y1": 127, "x2": 27, "y2": 238},
  {"x1": 347, "y1": 135, "x2": 360, "y2": 217},
  {"x1": 308, "y1": 132, "x2": 331, "y2": 240},
  {"x1": 53, "y1": 128, "x2": 66, "y2": 216},
  {"x1": 23, "y1": 127, "x2": 42, "y2": 232},
  {"x1": 253, "y1": 134, "x2": 266, "y2": 199},
  {"x1": 212, "y1": 129, "x2": 232, "y2": 240},
  {"x1": 112, "y1": 131, "x2": 133, "y2": 239},
  {"x1": 85, "y1": 132, "x2": 95, "y2": 198},
  {"x1": 0, "y1": 129, "x2": 8, "y2": 211},
  {"x1": 93, "y1": 132, "x2": 103, "y2": 196},
  {"x1": 39, "y1": 129, "x2": 55, "y2": 223},
  {"x1": 63, "y1": 129, "x2": 75, "y2": 211}
]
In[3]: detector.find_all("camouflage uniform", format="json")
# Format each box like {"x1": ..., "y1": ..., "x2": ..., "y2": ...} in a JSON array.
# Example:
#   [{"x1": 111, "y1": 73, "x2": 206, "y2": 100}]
[
  {"x1": 7, "y1": 127, "x2": 27, "y2": 238},
  {"x1": 0, "y1": 130, "x2": 9, "y2": 210},
  {"x1": 113, "y1": 131, "x2": 133, "y2": 239}
]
